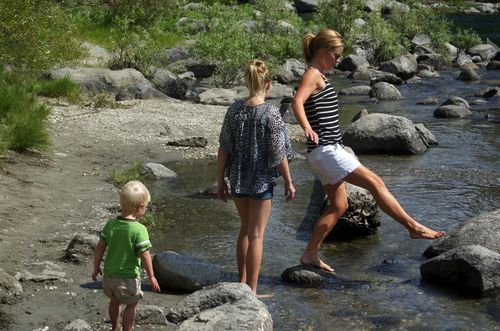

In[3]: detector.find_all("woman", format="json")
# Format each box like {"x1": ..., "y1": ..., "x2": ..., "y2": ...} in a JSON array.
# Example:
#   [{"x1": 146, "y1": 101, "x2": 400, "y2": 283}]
[
  {"x1": 216, "y1": 59, "x2": 296, "y2": 296},
  {"x1": 293, "y1": 29, "x2": 444, "y2": 272}
]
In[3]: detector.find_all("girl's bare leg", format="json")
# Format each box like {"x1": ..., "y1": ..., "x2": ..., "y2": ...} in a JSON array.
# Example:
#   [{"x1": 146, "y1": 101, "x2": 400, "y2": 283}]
[
  {"x1": 344, "y1": 165, "x2": 444, "y2": 239},
  {"x1": 301, "y1": 181, "x2": 348, "y2": 272},
  {"x1": 234, "y1": 198, "x2": 250, "y2": 284},
  {"x1": 246, "y1": 198, "x2": 272, "y2": 295}
]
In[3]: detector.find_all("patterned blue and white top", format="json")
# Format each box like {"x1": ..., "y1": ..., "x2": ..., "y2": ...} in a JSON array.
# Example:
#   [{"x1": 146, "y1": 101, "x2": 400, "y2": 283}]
[
  {"x1": 304, "y1": 77, "x2": 342, "y2": 152},
  {"x1": 219, "y1": 100, "x2": 291, "y2": 195}
]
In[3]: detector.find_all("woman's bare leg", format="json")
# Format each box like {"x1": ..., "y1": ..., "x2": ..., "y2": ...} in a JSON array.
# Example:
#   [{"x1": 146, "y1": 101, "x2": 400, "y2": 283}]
[
  {"x1": 301, "y1": 181, "x2": 348, "y2": 272},
  {"x1": 245, "y1": 198, "x2": 272, "y2": 295},
  {"x1": 234, "y1": 197, "x2": 250, "y2": 284},
  {"x1": 344, "y1": 165, "x2": 444, "y2": 239}
]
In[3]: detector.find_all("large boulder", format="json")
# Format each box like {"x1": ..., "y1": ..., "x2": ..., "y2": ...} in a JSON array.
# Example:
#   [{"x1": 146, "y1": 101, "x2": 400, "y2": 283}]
[
  {"x1": 153, "y1": 251, "x2": 220, "y2": 292},
  {"x1": 433, "y1": 96, "x2": 472, "y2": 119},
  {"x1": 63, "y1": 234, "x2": 99, "y2": 263},
  {"x1": 135, "y1": 305, "x2": 168, "y2": 325},
  {"x1": 47, "y1": 68, "x2": 168, "y2": 100},
  {"x1": 199, "y1": 87, "x2": 247, "y2": 106},
  {"x1": 142, "y1": 163, "x2": 177, "y2": 179},
  {"x1": 423, "y1": 209, "x2": 500, "y2": 258},
  {"x1": 343, "y1": 113, "x2": 432, "y2": 154},
  {"x1": 0, "y1": 268, "x2": 23, "y2": 304},
  {"x1": 168, "y1": 282, "x2": 272, "y2": 331},
  {"x1": 379, "y1": 54, "x2": 418, "y2": 79},
  {"x1": 468, "y1": 44, "x2": 497, "y2": 61},
  {"x1": 277, "y1": 58, "x2": 305, "y2": 84},
  {"x1": 349, "y1": 68, "x2": 402, "y2": 85},
  {"x1": 382, "y1": 1, "x2": 410, "y2": 14},
  {"x1": 458, "y1": 65, "x2": 481, "y2": 81},
  {"x1": 420, "y1": 245, "x2": 500, "y2": 296},
  {"x1": 337, "y1": 55, "x2": 370, "y2": 72},
  {"x1": 293, "y1": 0, "x2": 318, "y2": 13},
  {"x1": 150, "y1": 67, "x2": 187, "y2": 99},
  {"x1": 339, "y1": 85, "x2": 372, "y2": 96},
  {"x1": 369, "y1": 82, "x2": 403, "y2": 100}
]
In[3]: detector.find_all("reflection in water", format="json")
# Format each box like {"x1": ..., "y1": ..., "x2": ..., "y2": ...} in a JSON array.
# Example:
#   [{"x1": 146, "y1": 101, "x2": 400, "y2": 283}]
[{"x1": 152, "y1": 67, "x2": 499, "y2": 330}]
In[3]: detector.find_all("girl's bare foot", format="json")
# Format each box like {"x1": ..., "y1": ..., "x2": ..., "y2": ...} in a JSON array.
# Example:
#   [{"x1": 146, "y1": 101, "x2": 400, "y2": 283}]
[
  {"x1": 300, "y1": 254, "x2": 334, "y2": 273},
  {"x1": 256, "y1": 293, "x2": 274, "y2": 299},
  {"x1": 409, "y1": 224, "x2": 445, "y2": 239}
]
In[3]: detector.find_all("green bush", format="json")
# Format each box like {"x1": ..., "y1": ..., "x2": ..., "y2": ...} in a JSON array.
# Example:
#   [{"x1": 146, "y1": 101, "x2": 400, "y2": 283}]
[
  {"x1": 109, "y1": 160, "x2": 145, "y2": 187},
  {"x1": 140, "y1": 211, "x2": 166, "y2": 229},
  {"x1": 453, "y1": 27, "x2": 482, "y2": 50},
  {"x1": 364, "y1": 13, "x2": 405, "y2": 64},
  {"x1": 0, "y1": 0, "x2": 82, "y2": 74},
  {"x1": 35, "y1": 76, "x2": 81, "y2": 102},
  {"x1": 0, "y1": 72, "x2": 51, "y2": 152}
]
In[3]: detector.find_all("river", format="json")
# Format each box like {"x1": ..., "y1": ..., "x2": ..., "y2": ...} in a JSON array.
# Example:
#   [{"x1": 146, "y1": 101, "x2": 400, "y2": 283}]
[{"x1": 151, "y1": 63, "x2": 499, "y2": 330}]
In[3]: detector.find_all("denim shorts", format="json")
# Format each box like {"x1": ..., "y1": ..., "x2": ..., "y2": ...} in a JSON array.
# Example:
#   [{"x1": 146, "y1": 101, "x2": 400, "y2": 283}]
[{"x1": 232, "y1": 186, "x2": 274, "y2": 200}]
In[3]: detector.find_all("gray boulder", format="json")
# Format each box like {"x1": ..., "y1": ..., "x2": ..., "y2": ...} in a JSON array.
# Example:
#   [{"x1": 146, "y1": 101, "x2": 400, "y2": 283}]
[
  {"x1": 434, "y1": 105, "x2": 473, "y2": 118},
  {"x1": 416, "y1": 97, "x2": 439, "y2": 105},
  {"x1": 281, "y1": 265, "x2": 329, "y2": 287},
  {"x1": 487, "y1": 61, "x2": 500, "y2": 70},
  {"x1": 153, "y1": 251, "x2": 220, "y2": 292},
  {"x1": 343, "y1": 113, "x2": 431, "y2": 154},
  {"x1": 411, "y1": 34, "x2": 432, "y2": 49},
  {"x1": 337, "y1": 55, "x2": 370, "y2": 72},
  {"x1": 48, "y1": 68, "x2": 168, "y2": 100},
  {"x1": 277, "y1": 58, "x2": 305, "y2": 84},
  {"x1": 142, "y1": 163, "x2": 177, "y2": 179},
  {"x1": 0, "y1": 268, "x2": 23, "y2": 304},
  {"x1": 441, "y1": 96, "x2": 470, "y2": 109},
  {"x1": 417, "y1": 69, "x2": 440, "y2": 79},
  {"x1": 414, "y1": 123, "x2": 438, "y2": 147},
  {"x1": 424, "y1": 209, "x2": 500, "y2": 258},
  {"x1": 382, "y1": 1, "x2": 410, "y2": 14},
  {"x1": 63, "y1": 234, "x2": 99, "y2": 263},
  {"x1": 468, "y1": 44, "x2": 497, "y2": 61},
  {"x1": 199, "y1": 87, "x2": 247, "y2": 106},
  {"x1": 369, "y1": 82, "x2": 403, "y2": 101},
  {"x1": 294, "y1": 0, "x2": 318, "y2": 13},
  {"x1": 135, "y1": 305, "x2": 168, "y2": 325},
  {"x1": 420, "y1": 245, "x2": 500, "y2": 296},
  {"x1": 167, "y1": 137, "x2": 208, "y2": 148},
  {"x1": 62, "y1": 319, "x2": 92, "y2": 331},
  {"x1": 475, "y1": 87, "x2": 499, "y2": 98},
  {"x1": 364, "y1": 0, "x2": 385, "y2": 12},
  {"x1": 455, "y1": 52, "x2": 473, "y2": 67},
  {"x1": 339, "y1": 85, "x2": 371, "y2": 96},
  {"x1": 379, "y1": 54, "x2": 418, "y2": 79},
  {"x1": 458, "y1": 65, "x2": 481, "y2": 81},
  {"x1": 150, "y1": 67, "x2": 187, "y2": 99},
  {"x1": 349, "y1": 68, "x2": 402, "y2": 85}
]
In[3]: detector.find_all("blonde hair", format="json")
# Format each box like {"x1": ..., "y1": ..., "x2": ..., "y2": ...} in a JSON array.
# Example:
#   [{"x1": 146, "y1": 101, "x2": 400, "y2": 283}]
[
  {"x1": 120, "y1": 180, "x2": 151, "y2": 211},
  {"x1": 303, "y1": 29, "x2": 344, "y2": 64},
  {"x1": 245, "y1": 59, "x2": 271, "y2": 97}
]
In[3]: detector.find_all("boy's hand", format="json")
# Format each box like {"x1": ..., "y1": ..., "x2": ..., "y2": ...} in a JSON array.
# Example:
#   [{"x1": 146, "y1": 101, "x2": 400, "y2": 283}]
[
  {"x1": 149, "y1": 276, "x2": 161, "y2": 292},
  {"x1": 92, "y1": 268, "x2": 102, "y2": 281}
]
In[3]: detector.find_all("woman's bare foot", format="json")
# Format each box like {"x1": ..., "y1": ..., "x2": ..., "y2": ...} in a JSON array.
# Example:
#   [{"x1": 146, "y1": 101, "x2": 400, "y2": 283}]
[
  {"x1": 300, "y1": 254, "x2": 334, "y2": 273},
  {"x1": 256, "y1": 293, "x2": 274, "y2": 299},
  {"x1": 409, "y1": 224, "x2": 445, "y2": 239}
]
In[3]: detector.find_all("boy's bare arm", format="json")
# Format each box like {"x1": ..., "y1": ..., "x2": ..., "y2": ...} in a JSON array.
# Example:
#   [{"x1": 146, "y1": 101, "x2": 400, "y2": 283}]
[
  {"x1": 92, "y1": 239, "x2": 106, "y2": 281},
  {"x1": 139, "y1": 250, "x2": 161, "y2": 292}
]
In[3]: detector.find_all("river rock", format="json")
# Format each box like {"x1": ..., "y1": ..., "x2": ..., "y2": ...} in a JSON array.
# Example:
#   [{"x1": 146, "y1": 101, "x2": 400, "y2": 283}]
[
  {"x1": 382, "y1": 1, "x2": 410, "y2": 14},
  {"x1": 339, "y1": 85, "x2": 371, "y2": 95},
  {"x1": 167, "y1": 282, "x2": 253, "y2": 324},
  {"x1": 135, "y1": 305, "x2": 168, "y2": 325},
  {"x1": 420, "y1": 245, "x2": 500, "y2": 296},
  {"x1": 142, "y1": 163, "x2": 177, "y2": 179},
  {"x1": 487, "y1": 61, "x2": 500, "y2": 70},
  {"x1": 475, "y1": 87, "x2": 499, "y2": 98},
  {"x1": 324, "y1": 184, "x2": 381, "y2": 239},
  {"x1": 417, "y1": 69, "x2": 440, "y2": 79},
  {"x1": 414, "y1": 123, "x2": 438, "y2": 147},
  {"x1": 0, "y1": 268, "x2": 23, "y2": 304},
  {"x1": 153, "y1": 251, "x2": 220, "y2": 292},
  {"x1": 458, "y1": 65, "x2": 481, "y2": 81},
  {"x1": 349, "y1": 68, "x2": 402, "y2": 85},
  {"x1": 379, "y1": 54, "x2": 418, "y2": 79},
  {"x1": 417, "y1": 54, "x2": 448, "y2": 70},
  {"x1": 423, "y1": 209, "x2": 500, "y2": 258},
  {"x1": 199, "y1": 87, "x2": 247, "y2": 106},
  {"x1": 369, "y1": 82, "x2": 403, "y2": 101},
  {"x1": 475, "y1": 3, "x2": 497, "y2": 14},
  {"x1": 62, "y1": 319, "x2": 92, "y2": 331},
  {"x1": 281, "y1": 265, "x2": 329, "y2": 287},
  {"x1": 47, "y1": 68, "x2": 168, "y2": 100},
  {"x1": 411, "y1": 34, "x2": 432, "y2": 49},
  {"x1": 167, "y1": 137, "x2": 208, "y2": 147},
  {"x1": 364, "y1": 0, "x2": 385, "y2": 12},
  {"x1": 63, "y1": 234, "x2": 99, "y2": 263},
  {"x1": 337, "y1": 55, "x2": 370, "y2": 72},
  {"x1": 416, "y1": 97, "x2": 439, "y2": 105},
  {"x1": 352, "y1": 108, "x2": 369, "y2": 122},
  {"x1": 277, "y1": 58, "x2": 305, "y2": 84},
  {"x1": 186, "y1": 60, "x2": 217, "y2": 79},
  {"x1": 469, "y1": 44, "x2": 497, "y2": 61},
  {"x1": 455, "y1": 52, "x2": 473, "y2": 67},
  {"x1": 150, "y1": 66, "x2": 187, "y2": 99},
  {"x1": 433, "y1": 105, "x2": 473, "y2": 118},
  {"x1": 343, "y1": 113, "x2": 431, "y2": 154},
  {"x1": 444, "y1": 42, "x2": 458, "y2": 59},
  {"x1": 441, "y1": 96, "x2": 470, "y2": 109}
]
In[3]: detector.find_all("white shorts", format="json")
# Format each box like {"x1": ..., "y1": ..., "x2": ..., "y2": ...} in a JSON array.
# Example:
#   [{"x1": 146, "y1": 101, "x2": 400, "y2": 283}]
[{"x1": 308, "y1": 144, "x2": 361, "y2": 186}]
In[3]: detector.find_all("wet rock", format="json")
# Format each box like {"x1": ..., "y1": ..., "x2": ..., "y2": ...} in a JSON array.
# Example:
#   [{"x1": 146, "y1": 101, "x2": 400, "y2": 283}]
[
  {"x1": 142, "y1": 163, "x2": 177, "y2": 179},
  {"x1": 167, "y1": 282, "x2": 257, "y2": 324},
  {"x1": 406, "y1": 76, "x2": 423, "y2": 84},
  {"x1": 417, "y1": 69, "x2": 440, "y2": 78},
  {"x1": 337, "y1": 55, "x2": 370, "y2": 72},
  {"x1": 441, "y1": 96, "x2": 470, "y2": 109},
  {"x1": 135, "y1": 305, "x2": 168, "y2": 325},
  {"x1": 153, "y1": 251, "x2": 220, "y2": 292},
  {"x1": 458, "y1": 65, "x2": 481, "y2": 81},
  {"x1": 416, "y1": 97, "x2": 439, "y2": 105},
  {"x1": 455, "y1": 52, "x2": 473, "y2": 67},
  {"x1": 281, "y1": 265, "x2": 328, "y2": 287},
  {"x1": 167, "y1": 137, "x2": 208, "y2": 148},
  {"x1": 379, "y1": 54, "x2": 418, "y2": 79},
  {"x1": 352, "y1": 108, "x2": 369, "y2": 122},
  {"x1": 421, "y1": 245, "x2": 500, "y2": 296},
  {"x1": 0, "y1": 268, "x2": 23, "y2": 304},
  {"x1": 349, "y1": 68, "x2": 401, "y2": 85},
  {"x1": 343, "y1": 113, "x2": 430, "y2": 154},
  {"x1": 63, "y1": 234, "x2": 99, "y2": 263},
  {"x1": 433, "y1": 105, "x2": 473, "y2": 118},
  {"x1": 62, "y1": 319, "x2": 92, "y2": 331},
  {"x1": 424, "y1": 209, "x2": 500, "y2": 258},
  {"x1": 475, "y1": 87, "x2": 499, "y2": 98},
  {"x1": 369, "y1": 82, "x2": 402, "y2": 101},
  {"x1": 469, "y1": 44, "x2": 497, "y2": 61},
  {"x1": 339, "y1": 85, "x2": 371, "y2": 96},
  {"x1": 415, "y1": 123, "x2": 438, "y2": 147},
  {"x1": 487, "y1": 61, "x2": 500, "y2": 70}
]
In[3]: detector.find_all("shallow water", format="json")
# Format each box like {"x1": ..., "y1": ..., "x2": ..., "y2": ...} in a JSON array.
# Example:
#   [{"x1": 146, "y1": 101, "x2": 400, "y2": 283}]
[{"x1": 153, "y1": 67, "x2": 499, "y2": 330}]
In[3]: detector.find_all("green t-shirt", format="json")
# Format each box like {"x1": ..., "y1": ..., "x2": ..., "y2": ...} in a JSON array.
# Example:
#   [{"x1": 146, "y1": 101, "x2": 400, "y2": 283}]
[{"x1": 99, "y1": 216, "x2": 152, "y2": 278}]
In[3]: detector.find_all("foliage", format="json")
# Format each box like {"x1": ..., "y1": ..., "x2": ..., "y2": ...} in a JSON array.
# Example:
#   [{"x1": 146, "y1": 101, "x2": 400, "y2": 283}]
[
  {"x1": 140, "y1": 211, "x2": 166, "y2": 229},
  {"x1": 452, "y1": 27, "x2": 482, "y2": 50},
  {"x1": 363, "y1": 13, "x2": 405, "y2": 64},
  {"x1": 35, "y1": 76, "x2": 81, "y2": 102},
  {"x1": 0, "y1": 71, "x2": 51, "y2": 152},
  {"x1": 0, "y1": 0, "x2": 82, "y2": 74},
  {"x1": 109, "y1": 160, "x2": 145, "y2": 187},
  {"x1": 313, "y1": 0, "x2": 365, "y2": 52}
]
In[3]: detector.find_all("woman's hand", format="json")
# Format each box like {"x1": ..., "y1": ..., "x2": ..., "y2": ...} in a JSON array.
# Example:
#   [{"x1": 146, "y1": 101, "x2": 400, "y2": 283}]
[
  {"x1": 216, "y1": 180, "x2": 229, "y2": 202},
  {"x1": 304, "y1": 127, "x2": 319, "y2": 144},
  {"x1": 284, "y1": 182, "x2": 296, "y2": 201}
]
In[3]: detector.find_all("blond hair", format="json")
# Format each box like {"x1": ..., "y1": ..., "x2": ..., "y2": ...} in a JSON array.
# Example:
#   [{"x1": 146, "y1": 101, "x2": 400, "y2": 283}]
[
  {"x1": 302, "y1": 29, "x2": 344, "y2": 64},
  {"x1": 245, "y1": 59, "x2": 271, "y2": 97},
  {"x1": 120, "y1": 180, "x2": 151, "y2": 211}
]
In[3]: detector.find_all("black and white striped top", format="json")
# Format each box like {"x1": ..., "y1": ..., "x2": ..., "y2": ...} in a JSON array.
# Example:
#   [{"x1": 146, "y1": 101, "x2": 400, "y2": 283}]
[{"x1": 304, "y1": 78, "x2": 342, "y2": 152}]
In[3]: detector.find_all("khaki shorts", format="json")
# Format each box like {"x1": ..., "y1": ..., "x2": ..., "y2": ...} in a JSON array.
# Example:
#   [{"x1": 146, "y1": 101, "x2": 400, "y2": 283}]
[{"x1": 103, "y1": 276, "x2": 143, "y2": 305}]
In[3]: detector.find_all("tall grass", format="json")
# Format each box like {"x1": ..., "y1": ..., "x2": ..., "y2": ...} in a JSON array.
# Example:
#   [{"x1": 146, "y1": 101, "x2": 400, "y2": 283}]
[
  {"x1": 35, "y1": 76, "x2": 81, "y2": 102},
  {"x1": 109, "y1": 160, "x2": 145, "y2": 187}
]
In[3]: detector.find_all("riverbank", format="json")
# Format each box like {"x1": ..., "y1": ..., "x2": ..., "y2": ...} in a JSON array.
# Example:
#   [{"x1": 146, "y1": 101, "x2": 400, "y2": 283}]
[{"x1": 0, "y1": 97, "x2": 302, "y2": 330}]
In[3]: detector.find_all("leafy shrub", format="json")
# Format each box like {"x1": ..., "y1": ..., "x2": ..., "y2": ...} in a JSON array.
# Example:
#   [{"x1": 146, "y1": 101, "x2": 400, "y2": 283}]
[
  {"x1": 35, "y1": 76, "x2": 81, "y2": 102},
  {"x1": 0, "y1": 72, "x2": 51, "y2": 152},
  {"x1": 141, "y1": 211, "x2": 166, "y2": 229},
  {"x1": 0, "y1": 0, "x2": 81, "y2": 74},
  {"x1": 109, "y1": 160, "x2": 145, "y2": 187},
  {"x1": 364, "y1": 13, "x2": 405, "y2": 64},
  {"x1": 453, "y1": 27, "x2": 482, "y2": 50}
]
